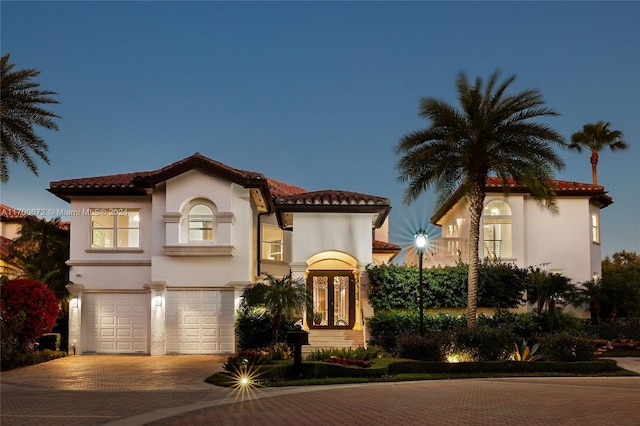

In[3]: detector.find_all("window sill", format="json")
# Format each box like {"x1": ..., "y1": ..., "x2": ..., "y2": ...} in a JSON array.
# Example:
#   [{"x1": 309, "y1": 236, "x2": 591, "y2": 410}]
[
  {"x1": 261, "y1": 258, "x2": 288, "y2": 265},
  {"x1": 85, "y1": 249, "x2": 143, "y2": 254},
  {"x1": 163, "y1": 245, "x2": 235, "y2": 256}
]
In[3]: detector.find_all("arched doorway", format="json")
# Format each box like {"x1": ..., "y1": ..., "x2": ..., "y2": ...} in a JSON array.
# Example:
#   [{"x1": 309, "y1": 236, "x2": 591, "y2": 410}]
[{"x1": 305, "y1": 251, "x2": 359, "y2": 330}]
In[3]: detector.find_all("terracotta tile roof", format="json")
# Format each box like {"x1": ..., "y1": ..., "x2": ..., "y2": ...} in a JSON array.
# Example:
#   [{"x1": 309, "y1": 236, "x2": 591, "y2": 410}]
[
  {"x1": 49, "y1": 172, "x2": 148, "y2": 191},
  {"x1": 373, "y1": 239, "x2": 401, "y2": 251},
  {"x1": 274, "y1": 190, "x2": 390, "y2": 207},
  {"x1": 431, "y1": 176, "x2": 613, "y2": 225},
  {"x1": 266, "y1": 178, "x2": 308, "y2": 198},
  {"x1": 49, "y1": 153, "x2": 391, "y2": 218},
  {"x1": 484, "y1": 177, "x2": 607, "y2": 193},
  {"x1": 0, "y1": 204, "x2": 26, "y2": 221}
]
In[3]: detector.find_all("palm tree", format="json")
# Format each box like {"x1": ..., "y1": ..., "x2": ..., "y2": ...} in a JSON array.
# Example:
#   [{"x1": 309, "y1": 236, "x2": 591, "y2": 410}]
[
  {"x1": 396, "y1": 70, "x2": 565, "y2": 327},
  {"x1": 1, "y1": 53, "x2": 60, "y2": 183},
  {"x1": 5, "y1": 216, "x2": 70, "y2": 300},
  {"x1": 569, "y1": 121, "x2": 627, "y2": 185},
  {"x1": 242, "y1": 272, "x2": 311, "y2": 346}
]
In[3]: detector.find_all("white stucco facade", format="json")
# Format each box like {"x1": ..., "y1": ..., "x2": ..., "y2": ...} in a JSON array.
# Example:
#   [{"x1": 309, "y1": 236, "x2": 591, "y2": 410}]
[
  {"x1": 424, "y1": 179, "x2": 612, "y2": 289},
  {"x1": 51, "y1": 154, "x2": 398, "y2": 355}
]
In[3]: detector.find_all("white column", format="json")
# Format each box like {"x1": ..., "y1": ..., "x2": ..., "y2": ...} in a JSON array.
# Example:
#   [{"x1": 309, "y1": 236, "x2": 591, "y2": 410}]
[
  {"x1": 289, "y1": 262, "x2": 309, "y2": 329},
  {"x1": 66, "y1": 283, "x2": 84, "y2": 355},
  {"x1": 145, "y1": 281, "x2": 167, "y2": 356}
]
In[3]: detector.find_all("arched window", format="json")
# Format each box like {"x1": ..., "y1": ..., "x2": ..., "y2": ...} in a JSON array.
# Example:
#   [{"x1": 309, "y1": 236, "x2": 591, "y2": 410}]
[
  {"x1": 179, "y1": 199, "x2": 217, "y2": 244},
  {"x1": 482, "y1": 200, "x2": 512, "y2": 259},
  {"x1": 188, "y1": 204, "x2": 214, "y2": 242}
]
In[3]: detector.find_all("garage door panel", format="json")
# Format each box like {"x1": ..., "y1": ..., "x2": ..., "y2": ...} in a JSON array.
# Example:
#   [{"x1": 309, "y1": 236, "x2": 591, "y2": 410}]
[
  {"x1": 83, "y1": 293, "x2": 149, "y2": 354},
  {"x1": 166, "y1": 290, "x2": 234, "y2": 354}
]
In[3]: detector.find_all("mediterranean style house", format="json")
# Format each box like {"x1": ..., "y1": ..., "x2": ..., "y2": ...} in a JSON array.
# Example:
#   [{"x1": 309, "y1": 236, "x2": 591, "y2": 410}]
[
  {"x1": 48, "y1": 153, "x2": 400, "y2": 355},
  {"x1": 408, "y1": 177, "x2": 612, "y2": 288}
]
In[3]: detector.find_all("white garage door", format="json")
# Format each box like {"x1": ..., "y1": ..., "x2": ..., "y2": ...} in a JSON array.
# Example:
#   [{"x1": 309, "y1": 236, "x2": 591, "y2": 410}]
[
  {"x1": 166, "y1": 289, "x2": 235, "y2": 354},
  {"x1": 82, "y1": 293, "x2": 149, "y2": 354}
]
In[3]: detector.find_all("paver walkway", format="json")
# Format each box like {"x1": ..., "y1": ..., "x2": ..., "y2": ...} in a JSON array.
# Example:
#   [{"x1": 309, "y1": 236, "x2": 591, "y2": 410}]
[{"x1": 1, "y1": 355, "x2": 639, "y2": 425}]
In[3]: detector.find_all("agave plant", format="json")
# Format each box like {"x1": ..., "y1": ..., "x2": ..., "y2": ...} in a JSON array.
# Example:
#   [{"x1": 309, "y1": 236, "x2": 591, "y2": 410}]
[{"x1": 512, "y1": 339, "x2": 543, "y2": 362}]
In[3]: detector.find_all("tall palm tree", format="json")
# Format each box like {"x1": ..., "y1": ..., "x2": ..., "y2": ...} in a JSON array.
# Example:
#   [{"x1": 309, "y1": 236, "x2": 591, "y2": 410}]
[
  {"x1": 396, "y1": 70, "x2": 565, "y2": 327},
  {"x1": 242, "y1": 272, "x2": 311, "y2": 346},
  {"x1": 569, "y1": 121, "x2": 627, "y2": 185},
  {"x1": 1, "y1": 53, "x2": 60, "y2": 183}
]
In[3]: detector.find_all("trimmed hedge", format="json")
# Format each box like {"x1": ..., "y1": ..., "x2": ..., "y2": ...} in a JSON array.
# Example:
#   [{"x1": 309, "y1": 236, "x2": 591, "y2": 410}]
[
  {"x1": 387, "y1": 359, "x2": 620, "y2": 375},
  {"x1": 367, "y1": 262, "x2": 528, "y2": 311},
  {"x1": 258, "y1": 361, "x2": 388, "y2": 380}
]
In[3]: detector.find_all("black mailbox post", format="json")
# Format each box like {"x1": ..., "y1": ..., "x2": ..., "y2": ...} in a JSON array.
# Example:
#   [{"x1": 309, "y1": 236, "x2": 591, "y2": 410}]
[{"x1": 286, "y1": 325, "x2": 309, "y2": 377}]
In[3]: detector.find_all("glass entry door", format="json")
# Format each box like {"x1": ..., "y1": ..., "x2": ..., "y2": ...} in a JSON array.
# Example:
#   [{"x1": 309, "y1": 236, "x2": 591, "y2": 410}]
[{"x1": 308, "y1": 271, "x2": 355, "y2": 329}]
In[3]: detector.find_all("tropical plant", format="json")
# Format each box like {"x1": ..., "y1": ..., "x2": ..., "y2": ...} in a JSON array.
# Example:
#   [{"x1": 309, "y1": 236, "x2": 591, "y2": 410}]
[
  {"x1": 3, "y1": 216, "x2": 70, "y2": 300},
  {"x1": 0, "y1": 53, "x2": 61, "y2": 183},
  {"x1": 242, "y1": 272, "x2": 311, "y2": 346},
  {"x1": 527, "y1": 268, "x2": 573, "y2": 316},
  {"x1": 569, "y1": 121, "x2": 627, "y2": 185},
  {"x1": 396, "y1": 70, "x2": 565, "y2": 326},
  {"x1": 511, "y1": 339, "x2": 543, "y2": 361}
]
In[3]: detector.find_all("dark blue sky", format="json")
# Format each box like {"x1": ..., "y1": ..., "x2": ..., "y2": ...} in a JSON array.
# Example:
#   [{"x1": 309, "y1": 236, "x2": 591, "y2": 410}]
[{"x1": 2, "y1": 1, "x2": 638, "y2": 259}]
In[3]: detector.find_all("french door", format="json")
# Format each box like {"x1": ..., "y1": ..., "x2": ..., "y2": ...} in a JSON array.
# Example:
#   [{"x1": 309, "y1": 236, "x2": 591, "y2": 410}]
[{"x1": 307, "y1": 271, "x2": 355, "y2": 329}]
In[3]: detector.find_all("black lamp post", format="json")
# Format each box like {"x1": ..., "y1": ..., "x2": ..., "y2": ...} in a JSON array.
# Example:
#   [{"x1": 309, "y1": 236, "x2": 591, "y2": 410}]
[{"x1": 414, "y1": 228, "x2": 428, "y2": 337}]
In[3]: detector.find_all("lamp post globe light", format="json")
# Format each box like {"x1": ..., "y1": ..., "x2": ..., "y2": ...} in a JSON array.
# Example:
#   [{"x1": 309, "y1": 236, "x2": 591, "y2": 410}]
[{"x1": 414, "y1": 228, "x2": 428, "y2": 337}]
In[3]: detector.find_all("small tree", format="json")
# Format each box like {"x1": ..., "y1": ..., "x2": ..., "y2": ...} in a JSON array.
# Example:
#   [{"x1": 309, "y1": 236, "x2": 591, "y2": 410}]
[
  {"x1": 1, "y1": 279, "x2": 59, "y2": 351},
  {"x1": 242, "y1": 273, "x2": 310, "y2": 346},
  {"x1": 527, "y1": 268, "x2": 573, "y2": 316}
]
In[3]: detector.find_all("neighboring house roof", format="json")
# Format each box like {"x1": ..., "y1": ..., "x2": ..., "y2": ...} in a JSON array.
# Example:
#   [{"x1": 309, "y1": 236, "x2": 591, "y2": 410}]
[
  {"x1": 0, "y1": 204, "x2": 27, "y2": 223},
  {"x1": 372, "y1": 239, "x2": 401, "y2": 262},
  {"x1": 49, "y1": 153, "x2": 391, "y2": 229},
  {"x1": 431, "y1": 177, "x2": 614, "y2": 225}
]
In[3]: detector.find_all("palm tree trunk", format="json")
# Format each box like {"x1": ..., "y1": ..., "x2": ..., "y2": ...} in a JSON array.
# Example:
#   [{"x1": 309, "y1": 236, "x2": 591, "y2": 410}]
[
  {"x1": 466, "y1": 183, "x2": 485, "y2": 328},
  {"x1": 590, "y1": 150, "x2": 599, "y2": 185},
  {"x1": 271, "y1": 310, "x2": 282, "y2": 347}
]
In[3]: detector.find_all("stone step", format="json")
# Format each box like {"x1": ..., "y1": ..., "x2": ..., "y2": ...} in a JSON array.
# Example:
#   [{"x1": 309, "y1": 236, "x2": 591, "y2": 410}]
[{"x1": 302, "y1": 329, "x2": 365, "y2": 355}]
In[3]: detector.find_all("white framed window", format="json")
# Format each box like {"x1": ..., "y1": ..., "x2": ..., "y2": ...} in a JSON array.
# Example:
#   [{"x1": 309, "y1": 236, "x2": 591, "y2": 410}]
[
  {"x1": 482, "y1": 200, "x2": 512, "y2": 259},
  {"x1": 591, "y1": 211, "x2": 600, "y2": 243},
  {"x1": 262, "y1": 224, "x2": 284, "y2": 261},
  {"x1": 91, "y1": 208, "x2": 140, "y2": 248},
  {"x1": 188, "y1": 204, "x2": 214, "y2": 242}
]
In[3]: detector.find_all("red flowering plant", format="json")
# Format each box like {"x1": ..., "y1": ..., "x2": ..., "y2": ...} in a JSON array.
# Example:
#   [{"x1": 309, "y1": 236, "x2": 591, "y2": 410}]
[{"x1": 1, "y1": 279, "x2": 59, "y2": 351}]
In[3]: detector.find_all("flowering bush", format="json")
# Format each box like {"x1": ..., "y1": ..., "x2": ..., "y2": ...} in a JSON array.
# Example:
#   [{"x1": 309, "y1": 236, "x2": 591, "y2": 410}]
[
  {"x1": 1, "y1": 279, "x2": 59, "y2": 351},
  {"x1": 323, "y1": 357, "x2": 372, "y2": 368}
]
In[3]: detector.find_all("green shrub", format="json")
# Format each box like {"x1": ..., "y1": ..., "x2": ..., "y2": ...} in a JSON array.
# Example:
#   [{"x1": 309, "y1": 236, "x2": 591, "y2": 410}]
[
  {"x1": 306, "y1": 346, "x2": 385, "y2": 361},
  {"x1": 235, "y1": 306, "x2": 294, "y2": 350},
  {"x1": 387, "y1": 359, "x2": 619, "y2": 375},
  {"x1": 535, "y1": 310, "x2": 581, "y2": 334},
  {"x1": 366, "y1": 262, "x2": 527, "y2": 311},
  {"x1": 268, "y1": 343, "x2": 291, "y2": 361},
  {"x1": 368, "y1": 310, "x2": 465, "y2": 351},
  {"x1": 536, "y1": 332, "x2": 597, "y2": 362},
  {"x1": 579, "y1": 319, "x2": 640, "y2": 340},
  {"x1": 223, "y1": 349, "x2": 272, "y2": 372},
  {"x1": 36, "y1": 333, "x2": 61, "y2": 351},
  {"x1": 393, "y1": 333, "x2": 448, "y2": 362},
  {"x1": 453, "y1": 325, "x2": 514, "y2": 361},
  {"x1": 477, "y1": 310, "x2": 538, "y2": 341}
]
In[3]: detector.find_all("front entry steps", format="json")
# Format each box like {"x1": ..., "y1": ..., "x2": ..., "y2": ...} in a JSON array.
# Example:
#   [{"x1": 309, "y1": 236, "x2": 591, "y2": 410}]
[{"x1": 302, "y1": 329, "x2": 365, "y2": 356}]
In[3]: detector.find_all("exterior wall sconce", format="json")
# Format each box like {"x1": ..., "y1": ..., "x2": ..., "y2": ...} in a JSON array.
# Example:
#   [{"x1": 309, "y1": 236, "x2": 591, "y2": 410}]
[
  {"x1": 70, "y1": 297, "x2": 78, "y2": 309},
  {"x1": 154, "y1": 295, "x2": 163, "y2": 307}
]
